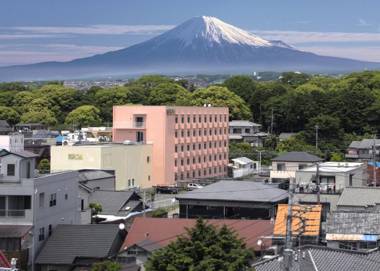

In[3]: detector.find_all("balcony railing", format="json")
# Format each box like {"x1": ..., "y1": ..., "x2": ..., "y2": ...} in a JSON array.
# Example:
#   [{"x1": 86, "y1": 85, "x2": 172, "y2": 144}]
[
  {"x1": 133, "y1": 121, "x2": 145, "y2": 128},
  {"x1": 295, "y1": 183, "x2": 342, "y2": 194},
  {"x1": 0, "y1": 209, "x2": 26, "y2": 217}
]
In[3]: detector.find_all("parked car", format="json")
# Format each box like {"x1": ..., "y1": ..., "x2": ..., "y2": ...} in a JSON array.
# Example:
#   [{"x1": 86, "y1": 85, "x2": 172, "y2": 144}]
[{"x1": 187, "y1": 183, "x2": 204, "y2": 190}]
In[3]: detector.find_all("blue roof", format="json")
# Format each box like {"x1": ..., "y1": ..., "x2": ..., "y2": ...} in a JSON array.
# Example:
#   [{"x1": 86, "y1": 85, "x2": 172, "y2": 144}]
[{"x1": 368, "y1": 162, "x2": 380, "y2": 168}]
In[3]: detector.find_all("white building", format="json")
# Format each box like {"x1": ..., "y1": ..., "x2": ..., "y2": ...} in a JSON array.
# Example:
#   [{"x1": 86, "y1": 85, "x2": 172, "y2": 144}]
[
  {"x1": 0, "y1": 150, "x2": 80, "y2": 268},
  {"x1": 0, "y1": 134, "x2": 24, "y2": 152},
  {"x1": 229, "y1": 157, "x2": 259, "y2": 178}
]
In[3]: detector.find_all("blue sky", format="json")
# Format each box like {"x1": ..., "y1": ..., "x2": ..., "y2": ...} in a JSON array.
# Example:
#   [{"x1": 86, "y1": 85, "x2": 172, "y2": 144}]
[{"x1": 1, "y1": 0, "x2": 380, "y2": 66}]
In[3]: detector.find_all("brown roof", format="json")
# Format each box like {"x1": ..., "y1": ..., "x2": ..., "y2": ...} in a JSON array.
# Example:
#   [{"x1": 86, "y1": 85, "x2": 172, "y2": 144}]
[
  {"x1": 0, "y1": 225, "x2": 32, "y2": 238},
  {"x1": 122, "y1": 217, "x2": 274, "y2": 252},
  {"x1": 273, "y1": 204, "x2": 322, "y2": 237}
]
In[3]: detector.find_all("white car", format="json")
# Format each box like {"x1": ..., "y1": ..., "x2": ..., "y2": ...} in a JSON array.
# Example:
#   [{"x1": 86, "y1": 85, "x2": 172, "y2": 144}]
[{"x1": 187, "y1": 183, "x2": 204, "y2": 190}]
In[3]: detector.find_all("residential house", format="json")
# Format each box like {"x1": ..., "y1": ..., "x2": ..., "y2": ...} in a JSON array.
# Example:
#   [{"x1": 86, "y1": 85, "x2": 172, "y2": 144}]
[
  {"x1": 0, "y1": 150, "x2": 80, "y2": 267},
  {"x1": 119, "y1": 217, "x2": 274, "y2": 269},
  {"x1": 36, "y1": 224, "x2": 126, "y2": 271},
  {"x1": 270, "y1": 152, "x2": 323, "y2": 183},
  {"x1": 176, "y1": 180, "x2": 288, "y2": 219},
  {"x1": 294, "y1": 162, "x2": 366, "y2": 221},
  {"x1": 253, "y1": 245, "x2": 380, "y2": 271},
  {"x1": 51, "y1": 142, "x2": 153, "y2": 190},
  {"x1": 113, "y1": 105, "x2": 229, "y2": 186},
  {"x1": 326, "y1": 212, "x2": 380, "y2": 251},
  {"x1": 337, "y1": 187, "x2": 380, "y2": 212},
  {"x1": 228, "y1": 157, "x2": 259, "y2": 178},
  {"x1": 345, "y1": 139, "x2": 380, "y2": 161},
  {"x1": 228, "y1": 120, "x2": 268, "y2": 147},
  {"x1": 0, "y1": 121, "x2": 12, "y2": 135},
  {"x1": 273, "y1": 204, "x2": 322, "y2": 245}
]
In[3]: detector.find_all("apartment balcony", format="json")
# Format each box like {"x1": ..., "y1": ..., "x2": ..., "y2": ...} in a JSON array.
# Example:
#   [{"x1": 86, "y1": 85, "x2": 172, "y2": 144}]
[{"x1": 0, "y1": 209, "x2": 33, "y2": 223}]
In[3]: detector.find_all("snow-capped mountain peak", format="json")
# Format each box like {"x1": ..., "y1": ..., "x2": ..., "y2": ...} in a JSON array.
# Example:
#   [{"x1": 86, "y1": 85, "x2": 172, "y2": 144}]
[{"x1": 161, "y1": 16, "x2": 273, "y2": 47}]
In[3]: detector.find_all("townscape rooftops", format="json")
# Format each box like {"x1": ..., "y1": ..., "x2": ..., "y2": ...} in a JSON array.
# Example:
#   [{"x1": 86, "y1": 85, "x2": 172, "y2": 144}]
[
  {"x1": 0, "y1": 225, "x2": 32, "y2": 238},
  {"x1": 253, "y1": 245, "x2": 380, "y2": 271},
  {"x1": 327, "y1": 211, "x2": 380, "y2": 235},
  {"x1": 272, "y1": 152, "x2": 323, "y2": 162},
  {"x1": 229, "y1": 120, "x2": 261, "y2": 127},
  {"x1": 90, "y1": 190, "x2": 139, "y2": 215},
  {"x1": 175, "y1": 180, "x2": 288, "y2": 203},
  {"x1": 0, "y1": 149, "x2": 39, "y2": 158},
  {"x1": 273, "y1": 204, "x2": 322, "y2": 237},
  {"x1": 36, "y1": 224, "x2": 122, "y2": 265},
  {"x1": 122, "y1": 217, "x2": 273, "y2": 253},
  {"x1": 338, "y1": 187, "x2": 380, "y2": 207},
  {"x1": 232, "y1": 156, "x2": 254, "y2": 165},
  {"x1": 298, "y1": 161, "x2": 363, "y2": 173}
]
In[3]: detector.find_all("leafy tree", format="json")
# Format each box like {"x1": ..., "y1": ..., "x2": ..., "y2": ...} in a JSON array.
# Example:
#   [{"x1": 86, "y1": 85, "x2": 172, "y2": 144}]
[
  {"x1": 20, "y1": 109, "x2": 57, "y2": 126},
  {"x1": 276, "y1": 135, "x2": 322, "y2": 157},
  {"x1": 38, "y1": 159, "x2": 50, "y2": 174},
  {"x1": 89, "y1": 202, "x2": 102, "y2": 215},
  {"x1": 94, "y1": 87, "x2": 130, "y2": 121},
  {"x1": 0, "y1": 91, "x2": 18, "y2": 107},
  {"x1": 280, "y1": 72, "x2": 311, "y2": 87},
  {"x1": 65, "y1": 105, "x2": 102, "y2": 128},
  {"x1": 148, "y1": 83, "x2": 191, "y2": 105},
  {"x1": 145, "y1": 219, "x2": 253, "y2": 271},
  {"x1": 330, "y1": 152, "x2": 344, "y2": 162},
  {"x1": 0, "y1": 106, "x2": 20, "y2": 125},
  {"x1": 191, "y1": 86, "x2": 252, "y2": 120},
  {"x1": 224, "y1": 75, "x2": 257, "y2": 103},
  {"x1": 0, "y1": 82, "x2": 28, "y2": 92},
  {"x1": 91, "y1": 261, "x2": 121, "y2": 271},
  {"x1": 229, "y1": 142, "x2": 254, "y2": 159}
]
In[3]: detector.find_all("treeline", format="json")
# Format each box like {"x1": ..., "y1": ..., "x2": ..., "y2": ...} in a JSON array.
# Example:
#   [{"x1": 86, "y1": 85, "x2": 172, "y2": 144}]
[{"x1": 1, "y1": 71, "x2": 380, "y2": 157}]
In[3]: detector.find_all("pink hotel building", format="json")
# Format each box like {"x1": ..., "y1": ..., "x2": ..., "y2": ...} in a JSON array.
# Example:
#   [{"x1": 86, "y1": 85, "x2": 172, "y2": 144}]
[{"x1": 113, "y1": 105, "x2": 229, "y2": 186}]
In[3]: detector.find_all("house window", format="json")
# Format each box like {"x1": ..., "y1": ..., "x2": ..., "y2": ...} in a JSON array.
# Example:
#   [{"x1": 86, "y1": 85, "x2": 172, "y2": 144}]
[
  {"x1": 136, "y1": 131, "x2": 144, "y2": 142},
  {"x1": 49, "y1": 193, "x2": 56, "y2": 207},
  {"x1": 148, "y1": 175, "x2": 151, "y2": 181},
  {"x1": 48, "y1": 224, "x2": 52, "y2": 237},
  {"x1": 7, "y1": 164, "x2": 15, "y2": 176},
  {"x1": 38, "y1": 227, "x2": 45, "y2": 241},
  {"x1": 245, "y1": 128, "x2": 250, "y2": 134},
  {"x1": 277, "y1": 163, "x2": 286, "y2": 171},
  {"x1": 299, "y1": 164, "x2": 308, "y2": 170},
  {"x1": 39, "y1": 193, "x2": 45, "y2": 208},
  {"x1": 81, "y1": 199, "x2": 84, "y2": 211},
  {"x1": 349, "y1": 174, "x2": 353, "y2": 186},
  {"x1": 135, "y1": 116, "x2": 144, "y2": 127},
  {"x1": 27, "y1": 161, "x2": 31, "y2": 178}
]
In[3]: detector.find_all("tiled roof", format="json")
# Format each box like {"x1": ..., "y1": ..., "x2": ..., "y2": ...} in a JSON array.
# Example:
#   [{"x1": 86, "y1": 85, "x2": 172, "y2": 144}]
[
  {"x1": 349, "y1": 139, "x2": 380, "y2": 149},
  {"x1": 122, "y1": 217, "x2": 274, "y2": 253},
  {"x1": 89, "y1": 190, "x2": 140, "y2": 215},
  {"x1": 176, "y1": 180, "x2": 288, "y2": 203},
  {"x1": 0, "y1": 149, "x2": 39, "y2": 158},
  {"x1": 0, "y1": 225, "x2": 32, "y2": 238},
  {"x1": 36, "y1": 224, "x2": 123, "y2": 265},
  {"x1": 254, "y1": 246, "x2": 380, "y2": 271},
  {"x1": 327, "y1": 211, "x2": 380, "y2": 235},
  {"x1": 337, "y1": 187, "x2": 380, "y2": 207},
  {"x1": 232, "y1": 156, "x2": 254, "y2": 165},
  {"x1": 272, "y1": 152, "x2": 322, "y2": 162},
  {"x1": 273, "y1": 204, "x2": 321, "y2": 237}
]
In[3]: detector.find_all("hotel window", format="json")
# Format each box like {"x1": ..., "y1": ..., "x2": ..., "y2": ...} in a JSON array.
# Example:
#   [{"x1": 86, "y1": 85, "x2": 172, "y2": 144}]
[
  {"x1": 193, "y1": 157, "x2": 196, "y2": 163},
  {"x1": 187, "y1": 158, "x2": 190, "y2": 165},
  {"x1": 187, "y1": 130, "x2": 190, "y2": 137},
  {"x1": 198, "y1": 130, "x2": 201, "y2": 136},
  {"x1": 204, "y1": 143, "x2": 206, "y2": 149},
  {"x1": 175, "y1": 174, "x2": 178, "y2": 181},
  {"x1": 209, "y1": 155, "x2": 212, "y2": 161},
  {"x1": 187, "y1": 116, "x2": 190, "y2": 122},
  {"x1": 204, "y1": 156, "x2": 206, "y2": 162},
  {"x1": 193, "y1": 115, "x2": 196, "y2": 122},
  {"x1": 214, "y1": 168, "x2": 217, "y2": 173},
  {"x1": 204, "y1": 116, "x2": 207, "y2": 122},
  {"x1": 193, "y1": 171, "x2": 195, "y2": 178},
  {"x1": 193, "y1": 130, "x2": 196, "y2": 136},
  {"x1": 175, "y1": 116, "x2": 178, "y2": 123},
  {"x1": 199, "y1": 116, "x2": 202, "y2": 122},
  {"x1": 49, "y1": 193, "x2": 56, "y2": 207},
  {"x1": 209, "y1": 168, "x2": 212, "y2": 174},
  {"x1": 181, "y1": 116, "x2": 184, "y2": 123},
  {"x1": 209, "y1": 129, "x2": 212, "y2": 135},
  {"x1": 180, "y1": 173, "x2": 184, "y2": 180},
  {"x1": 204, "y1": 130, "x2": 207, "y2": 136},
  {"x1": 175, "y1": 160, "x2": 177, "y2": 166},
  {"x1": 220, "y1": 115, "x2": 222, "y2": 121},
  {"x1": 181, "y1": 130, "x2": 184, "y2": 137},
  {"x1": 219, "y1": 154, "x2": 222, "y2": 160},
  {"x1": 198, "y1": 157, "x2": 201, "y2": 163},
  {"x1": 199, "y1": 143, "x2": 201, "y2": 149},
  {"x1": 219, "y1": 141, "x2": 222, "y2": 147},
  {"x1": 214, "y1": 155, "x2": 217, "y2": 161},
  {"x1": 38, "y1": 227, "x2": 45, "y2": 241},
  {"x1": 181, "y1": 159, "x2": 184, "y2": 166},
  {"x1": 224, "y1": 153, "x2": 227, "y2": 159},
  {"x1": 224, "y1": 115, "x2": 227, "y2": 121},
  {"x1": 193, "y1": 144, "x2": 195, "y2": 150},
  {"x1": 187, "y1": 145, "x2": 190, "y2": 151},
  {"x1": 181, "y1": 145, "x2": 184, "y2": 151},
  {"x1": 209, "y1": 116, "x2": 212, "y2": 122},
  {"x1": 186, "y1": 172, "x2": 190, "y2": 178},
  {"x1": 204, "y1": 169, "x2": 207, "y2": 175},
  {"x1": 175, "y1": 131, "x2": 178, "y2": 138},
  {"x1": 198, "y1": 170, "x2": 201, "y2": 176},
  {"x1": 209, "y1": 142, "x2": 212, "y2": 148}
]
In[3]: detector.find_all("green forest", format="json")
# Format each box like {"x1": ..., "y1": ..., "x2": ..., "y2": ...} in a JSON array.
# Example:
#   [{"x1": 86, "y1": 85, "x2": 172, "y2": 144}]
[{"x1": 1, "y1": 71, "x2": 380, "y2": 158}]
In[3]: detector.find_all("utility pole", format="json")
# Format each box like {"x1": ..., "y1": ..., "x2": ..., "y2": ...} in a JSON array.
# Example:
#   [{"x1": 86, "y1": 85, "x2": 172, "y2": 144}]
[
  {"x1": 316, "y1": 163, "x2": 320, "y2": 204},
  {"x1": 373, "y1": 135, "x2": 377, "y2": 187},
  {"x1": 284, "y1": 178, "x2": 294, "y2": 271},
  {"x1": 315, "y1": 125, "x2": 319, "y2": 150}
]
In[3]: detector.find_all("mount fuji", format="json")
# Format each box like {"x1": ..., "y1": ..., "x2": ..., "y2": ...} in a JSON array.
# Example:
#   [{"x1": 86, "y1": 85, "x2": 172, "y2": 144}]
[{"x1": 1, "y1": 16, "x2": 380, "y2": 81}]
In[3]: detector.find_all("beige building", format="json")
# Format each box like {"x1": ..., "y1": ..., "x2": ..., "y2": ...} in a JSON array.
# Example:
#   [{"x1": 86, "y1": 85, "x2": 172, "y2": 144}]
[{"x1": 51, "y1": 143, "x2": 152, "y2": 190}]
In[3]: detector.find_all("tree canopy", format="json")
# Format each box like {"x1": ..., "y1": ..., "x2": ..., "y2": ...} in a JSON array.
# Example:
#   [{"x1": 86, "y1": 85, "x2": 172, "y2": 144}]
[
  {"x1": 145, "y1": 219, "x2": 253, "y2": 271},
  {"x1": 65, "y1": 105, "x2": 102, "y2": 128}
]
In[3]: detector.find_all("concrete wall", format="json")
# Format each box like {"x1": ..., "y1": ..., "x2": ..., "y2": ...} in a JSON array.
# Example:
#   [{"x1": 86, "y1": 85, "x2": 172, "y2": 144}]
[{"x1": 50, "y1": 144, "x2": 152, "y2": 190}]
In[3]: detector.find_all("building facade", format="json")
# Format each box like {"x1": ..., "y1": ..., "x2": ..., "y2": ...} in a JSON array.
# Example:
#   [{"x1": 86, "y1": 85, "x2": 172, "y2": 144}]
[
  {"x1": 113, "y1": 106, "x2": 229, "y2": 186},
  {"x1": 51, "y1": 143, "x2": 152, "y2": 190},
  {"x1": 0, "y1": 150, "x2": 80, "y2": 267},
  {"x1": 228, "y1": 120, "x2": 268, "y2": 147}
]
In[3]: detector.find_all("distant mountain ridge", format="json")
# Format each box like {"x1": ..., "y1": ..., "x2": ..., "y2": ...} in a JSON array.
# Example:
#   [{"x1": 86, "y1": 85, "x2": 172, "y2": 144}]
[{"x1": 1, "y1": 16, "x2": 380, "y2": 81}]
